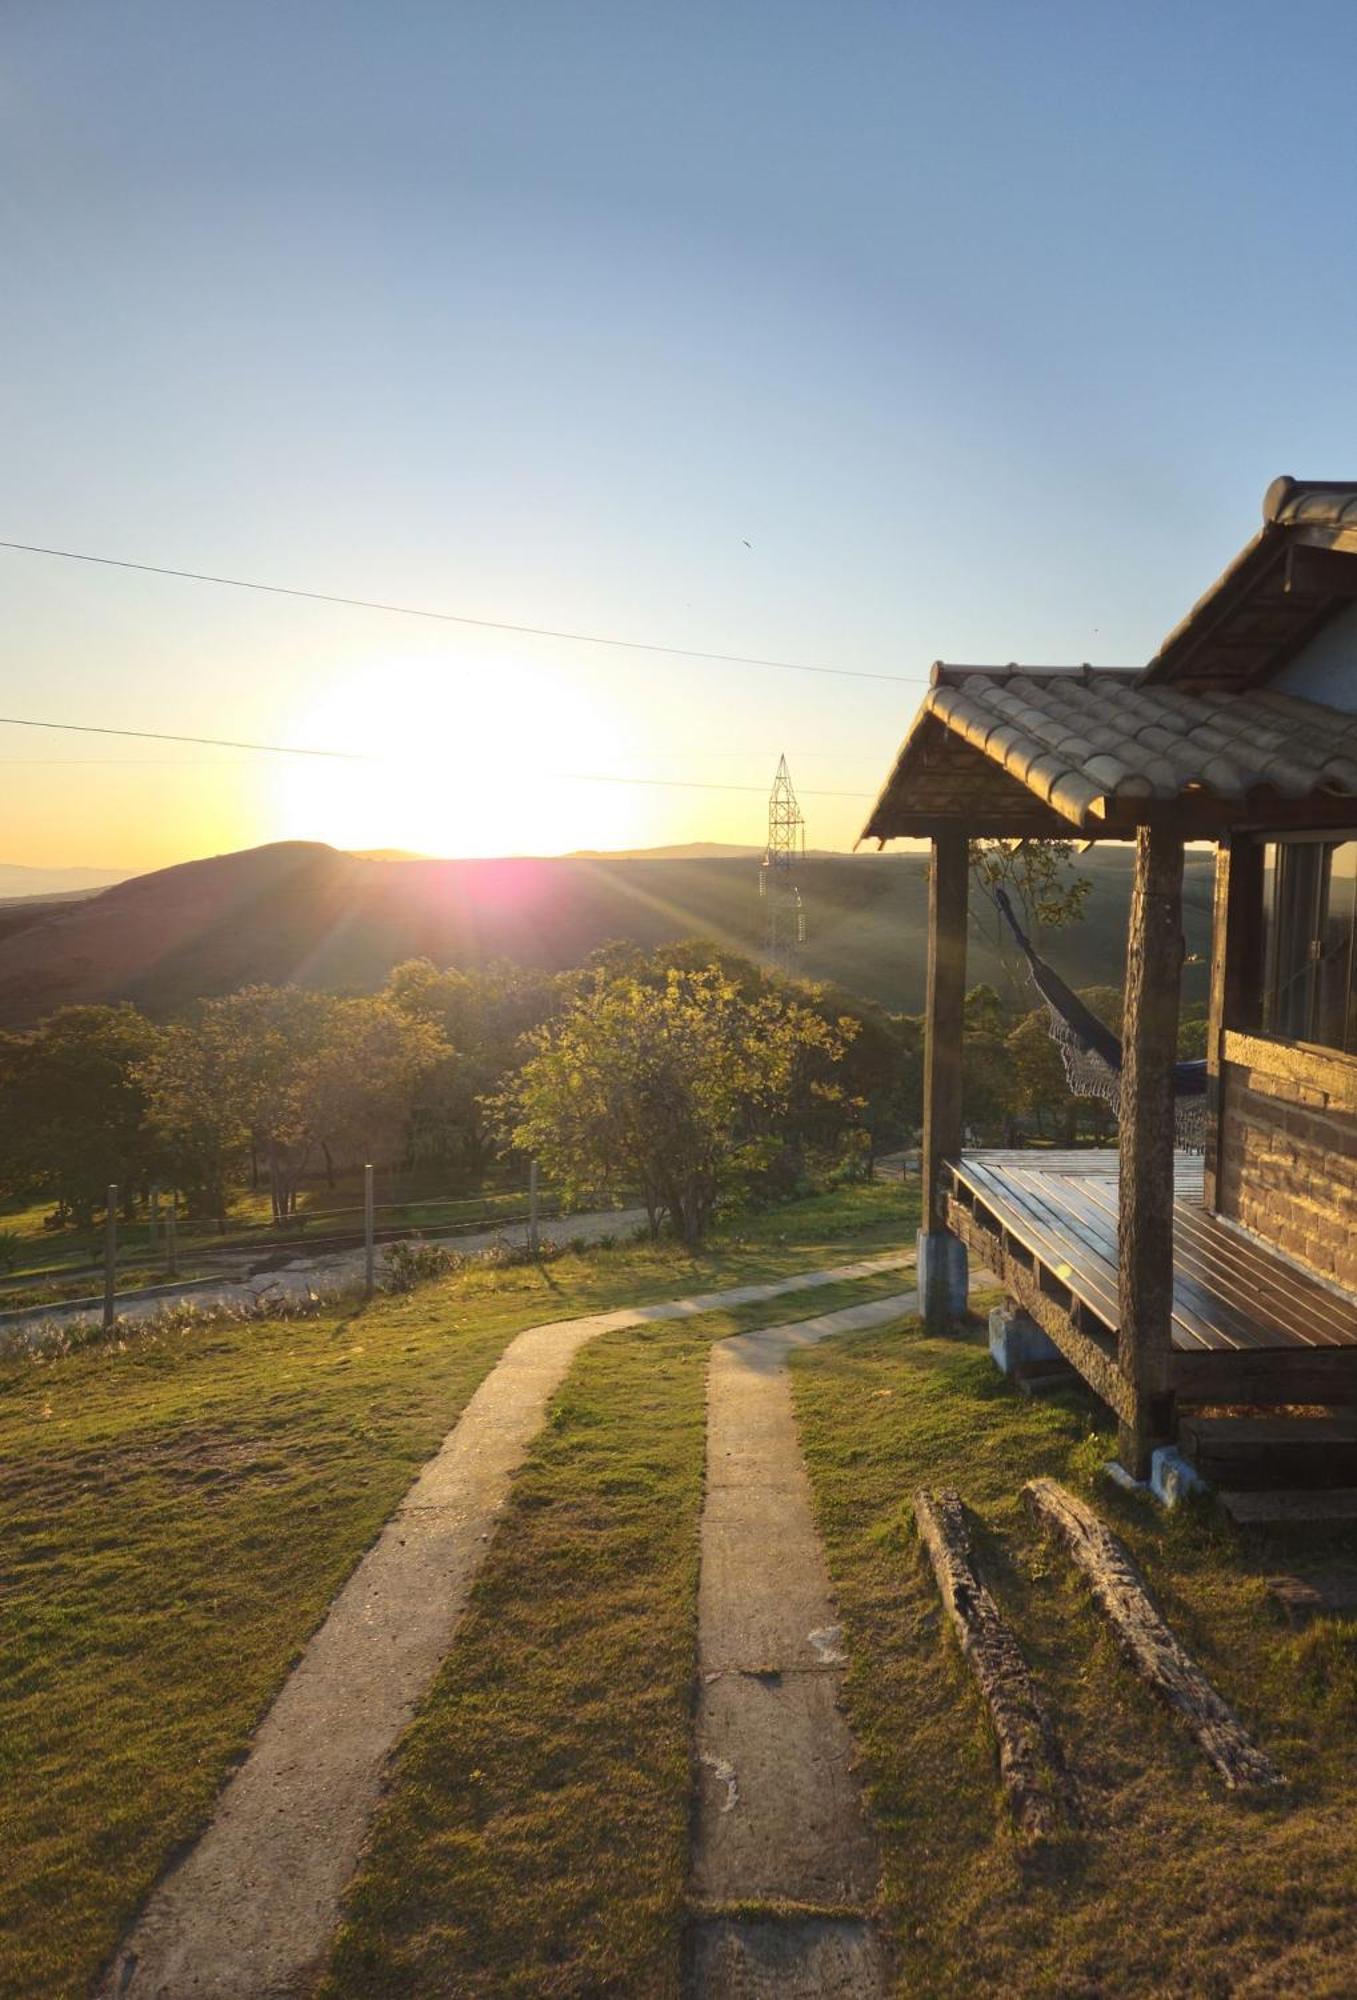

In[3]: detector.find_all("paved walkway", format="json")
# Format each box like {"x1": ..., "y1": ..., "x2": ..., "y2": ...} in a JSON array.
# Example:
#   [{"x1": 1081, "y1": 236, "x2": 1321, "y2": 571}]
[
  {"x1": 690, "y1": 1291, "x2": 916, "y2": 1998},
  {"x1": 101, "y1": 1253, "x2": 910, "y2": 2000}
]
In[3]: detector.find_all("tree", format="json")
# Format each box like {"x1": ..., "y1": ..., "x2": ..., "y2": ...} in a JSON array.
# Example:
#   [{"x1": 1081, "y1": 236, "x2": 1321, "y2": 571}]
[
  {"x1": 0, "y1": 1005, "x2": 162, "y2": 1226},
  {"x1": 144, "y1": 986, "x2": 447, "y2": 1222},
  {"x1": 497, "y1": 963, "x2": 852, "y2": 1245},
  {"x1": 306, "y1": 997, "x2": 447, "y2": 1172},
  {"x1": 386, "y1": 960, "x2": 561, "y2": 1184},
  {"x1": 139, "y1": 1005, "x2": 254, "y2": 1219}
]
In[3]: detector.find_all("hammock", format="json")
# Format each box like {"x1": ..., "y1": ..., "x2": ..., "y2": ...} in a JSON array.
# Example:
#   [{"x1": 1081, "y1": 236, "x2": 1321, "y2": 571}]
[{"x1": 993, "y1": 887, "x2": 1207, "y2": 1149}]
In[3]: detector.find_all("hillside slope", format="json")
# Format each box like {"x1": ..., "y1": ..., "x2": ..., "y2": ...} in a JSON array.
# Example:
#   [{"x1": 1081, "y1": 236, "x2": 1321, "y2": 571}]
[{"x1": 0, "y1": 841, "x2": 1214, "y2": 1026}]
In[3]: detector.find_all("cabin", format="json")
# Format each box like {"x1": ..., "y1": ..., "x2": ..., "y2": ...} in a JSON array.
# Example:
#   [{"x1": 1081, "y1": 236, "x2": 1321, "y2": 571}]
[{"x1": 864, "y1": 477, "x2": 1357, "y2": 1489}]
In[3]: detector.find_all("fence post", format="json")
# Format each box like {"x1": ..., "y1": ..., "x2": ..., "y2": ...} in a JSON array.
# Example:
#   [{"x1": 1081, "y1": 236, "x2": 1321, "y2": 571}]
[
  {"x1": 103, "y1": 1184, "x2": 118, "y2": 1334},
  {"x1": 364, "y1": 1162, "x2": 375, "y2": 1298},
  {"x1": 167, "y1": 1196, "x2": 178, "y2": 1279},
  {"x1": 528, "y1": 1158, "x2": 540, "y2": 1259},
  {"x1": 149, "y1": 1185, "x2": 160, "y2": 1253}
]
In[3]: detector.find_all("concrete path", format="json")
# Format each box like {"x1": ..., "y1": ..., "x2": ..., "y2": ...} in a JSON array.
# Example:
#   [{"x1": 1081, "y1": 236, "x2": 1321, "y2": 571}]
[
  {"x1": 690, "y1": 1291, "x2": 917, "y2": 1998},
  {"x1": 101, "y1": 1253, "x2": 910, "y2": 2000},
  {"x1": 0, "y1": 1203, "x2": 649, "y2": 1344}
]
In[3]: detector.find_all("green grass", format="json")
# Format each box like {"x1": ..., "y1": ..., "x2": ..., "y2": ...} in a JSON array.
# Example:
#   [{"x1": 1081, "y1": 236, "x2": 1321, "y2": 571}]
[
  {"x1": 792, "y1": 1305, "x2": 1357, "y2": 1999},
  {"x1": 0, "y1": 1182, "x2": 913, "y2": 2000}
]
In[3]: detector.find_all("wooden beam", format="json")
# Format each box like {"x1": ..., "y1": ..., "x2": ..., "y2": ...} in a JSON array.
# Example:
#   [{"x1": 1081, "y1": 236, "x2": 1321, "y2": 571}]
[
  {"x1": 945, "y1": 1197, "x2": 1132, "y2": 1421},
  {"x1": 1171, "y1": 1345, "x2": 1357, "y2": 1405},
  {"x1": 1117, "y1": 823, "x2": 1185, "y2": 1477},
  {"x1": 913, "y1": 1489, "x2": 1066, "y2": 1841},
  {"x1": 922, "y1": 831, "x2": 968, "y2": 1239},
  {"x1": 1203, "y1": 837, "x2": 1263, "y2": 1209},
  {"x1": 1024, "y1": 1479, "x2": 1283, "y2": 1790}
]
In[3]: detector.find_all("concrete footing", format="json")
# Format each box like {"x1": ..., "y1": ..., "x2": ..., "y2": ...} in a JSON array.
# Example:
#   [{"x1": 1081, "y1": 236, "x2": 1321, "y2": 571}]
[
  {"x1": 1150, "y1": 1446, "x2": 1210, "y2": 1510},
  {"x1": 917, "y1": 1230, "x2": 968, "y2": 1330},
  {"x1": 988, "y1": 1303, "x2": 1062, "y2": 1377}
]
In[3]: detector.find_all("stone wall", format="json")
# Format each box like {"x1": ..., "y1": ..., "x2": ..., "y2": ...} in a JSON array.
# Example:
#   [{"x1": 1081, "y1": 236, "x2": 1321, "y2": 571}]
[{"x1": 1215, "y1": 1051, "x2": 1357, "y2": 1294}]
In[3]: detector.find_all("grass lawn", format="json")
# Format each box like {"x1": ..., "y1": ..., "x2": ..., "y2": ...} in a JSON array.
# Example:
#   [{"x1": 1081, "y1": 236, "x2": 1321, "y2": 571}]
[
  {"x1": 792, "y1": 1304, "x2": 1357, "y2": 1999},
  {"x1": 0, "y1": 1182, "x2": 912, "y2": 2000}
]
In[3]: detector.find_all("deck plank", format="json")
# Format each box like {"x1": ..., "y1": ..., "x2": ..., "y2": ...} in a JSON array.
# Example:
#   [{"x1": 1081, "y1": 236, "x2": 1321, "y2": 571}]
[
  {"x1": 1077, "y1": 1170, "x2": 1353, "y2": 1350},
  {"x1": 952, "y1": 1151, "x2": 1357, "y2": 1356}
]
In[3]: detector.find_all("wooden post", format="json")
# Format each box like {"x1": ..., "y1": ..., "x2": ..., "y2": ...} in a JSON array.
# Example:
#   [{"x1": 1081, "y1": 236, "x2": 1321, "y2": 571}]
[
  {"x1": 167, "y1": 1195, "x2": 178, "y2": 1280},
  {"x1": 528, "y1": 1158, "x2": 540, "y2": 1259},
  {"x1": 103, "y1": 1184, "x2": 118, "y2": 1335},
  {"x1": 920, "y1": 830, "x2": 969, "y2": 1331},
  {"x1": 363, "y1": 1163, "x2": 375, "y2": 1298},
  {"x1": 1117, "y1": 824, "x2": 1185, "y2": 1478},
  {"x1": 1202, "y1": 836, "x2": 1263, "y2": 1211},
  {"x1": 148, "y1": 1185, "x2": 160, "y2": 1254}
]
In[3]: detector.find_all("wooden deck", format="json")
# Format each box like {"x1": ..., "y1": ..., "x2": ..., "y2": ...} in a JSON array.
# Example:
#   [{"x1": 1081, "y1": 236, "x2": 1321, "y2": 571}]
[{"x1": 945, "y1": 1150, "x2": 1357, "y2": 1414}]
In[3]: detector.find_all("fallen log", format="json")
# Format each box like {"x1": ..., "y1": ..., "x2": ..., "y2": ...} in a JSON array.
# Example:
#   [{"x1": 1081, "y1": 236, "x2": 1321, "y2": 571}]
[
  {"x1": 1023, "y1": 1476, "x2": 1283, "y2": 1791},
  {"x1": 913, "y1": 1487, "x2": 1066, "y2": 1841}
]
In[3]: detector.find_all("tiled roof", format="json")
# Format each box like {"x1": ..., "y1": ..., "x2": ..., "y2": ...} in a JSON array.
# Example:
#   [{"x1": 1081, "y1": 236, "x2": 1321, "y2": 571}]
[{"x1": 861, "y1": 665, "x2": 1357, "y2": 840}]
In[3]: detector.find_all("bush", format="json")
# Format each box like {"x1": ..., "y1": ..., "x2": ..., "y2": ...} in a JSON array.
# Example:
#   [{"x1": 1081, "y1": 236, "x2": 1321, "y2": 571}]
[
  {"x1": 384, "y1": 1238, "x2": 464, "y2": 1292},
  {"x1": 0, "y1": 1229, "x2": 23, "y2": 1274}
]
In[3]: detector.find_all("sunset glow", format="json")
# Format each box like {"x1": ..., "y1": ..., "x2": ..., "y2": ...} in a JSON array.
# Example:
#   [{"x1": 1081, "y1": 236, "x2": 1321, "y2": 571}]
[{"x1": 269, "y1": 657, "x2": 643, "y2": 859}]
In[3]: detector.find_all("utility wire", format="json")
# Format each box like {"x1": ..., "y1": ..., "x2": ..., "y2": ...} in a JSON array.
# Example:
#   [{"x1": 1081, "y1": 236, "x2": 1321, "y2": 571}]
[
  {"x1": 0, "y1": 713, "x2": 362, "y2": 759},
  {"x1": 0, "y1": 715, "x2": 872, "y2": 796},
  {"x1": 0, "y1": 537, "x2": 922, "y2": 687}
]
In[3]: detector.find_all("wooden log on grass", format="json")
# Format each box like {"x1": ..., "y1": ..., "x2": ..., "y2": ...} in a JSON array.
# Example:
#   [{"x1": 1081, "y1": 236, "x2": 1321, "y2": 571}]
[
  {"x1": 1023, "y1": 1476, "x2": 1283, "y2": 1791},
  {"x1": 914, "y1": 1487, "x2": 1065, "y2": 1841}
]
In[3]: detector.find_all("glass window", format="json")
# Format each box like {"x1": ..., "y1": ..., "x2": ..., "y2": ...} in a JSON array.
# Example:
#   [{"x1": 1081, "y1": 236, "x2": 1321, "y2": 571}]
[{"x1": 1262, "y1": 838, "x2": 1357, "y2": 1053}]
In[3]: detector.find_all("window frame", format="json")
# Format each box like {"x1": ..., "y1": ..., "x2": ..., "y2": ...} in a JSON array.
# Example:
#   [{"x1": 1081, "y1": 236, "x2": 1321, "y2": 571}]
[{"x1": 1259, "y1": 831, "x2": 1357, "y2": 1057}]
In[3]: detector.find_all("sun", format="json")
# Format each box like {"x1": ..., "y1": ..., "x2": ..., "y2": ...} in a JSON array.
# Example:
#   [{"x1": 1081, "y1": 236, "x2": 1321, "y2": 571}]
[{"x1": 266, "y1": 653, "x2": 640, "y2": 857}]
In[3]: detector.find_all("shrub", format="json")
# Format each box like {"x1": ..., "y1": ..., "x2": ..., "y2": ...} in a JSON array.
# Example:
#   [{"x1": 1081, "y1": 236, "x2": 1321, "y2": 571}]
[{"x1": 384, "y1": 1238, "x2": 464, "y2": 1292}]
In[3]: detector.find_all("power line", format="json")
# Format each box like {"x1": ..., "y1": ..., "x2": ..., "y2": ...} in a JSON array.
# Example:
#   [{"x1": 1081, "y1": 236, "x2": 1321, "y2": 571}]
[
  {"x1": 0, "y1": 714, "x2": 873, "y2": 796},
  {"x1": 0, "y1": 537, "x2": 922, "y2": 688},
  {"x1": 561, "y1": 772, "x2": 872, "y2": 800},
  {"x1": 0, "y1": 714, "x2": 363, "y2": 759}
]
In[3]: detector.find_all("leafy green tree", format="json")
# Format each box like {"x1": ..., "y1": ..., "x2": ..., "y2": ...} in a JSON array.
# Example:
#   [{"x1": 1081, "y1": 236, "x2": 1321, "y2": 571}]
[
  {"x1": 386, "y1": 960, "x2": 561, "y2": 1183},
  {"x1": 497, "y1": 963, "x2": 851, "y2": 1244},
  {"x1": 0, "y1": 1005, "x2": 162, "y2": 1226},
  {"x1": 139, "y1": 1005, "x2": 254, "y2": 1219},
  {"x1": 306, "y1": 996, "x2": 447, "y2": 1172},
  {"x1": 144, "y1": 986, "x2": 445, "y2": 1221}
]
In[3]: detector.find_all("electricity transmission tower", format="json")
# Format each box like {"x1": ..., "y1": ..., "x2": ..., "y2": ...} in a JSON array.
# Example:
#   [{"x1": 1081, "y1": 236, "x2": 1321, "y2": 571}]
[{"x1": 759, "y1": 754, "x2": 806, "y2": 972}]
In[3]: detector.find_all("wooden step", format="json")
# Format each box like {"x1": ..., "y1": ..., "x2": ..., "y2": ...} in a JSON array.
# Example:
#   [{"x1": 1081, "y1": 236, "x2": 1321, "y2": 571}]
[
  {"x1": 1265, "y1": 1567, "x2": 1357, "y2": 1627},
  {"x1": 1012, "y1": 1356, "x2": 1083, "y2": 1400},
  {"x1": 1181, "y1": 1412, "x2": 1357, "y2": 1491},
  {"x1": 1218, "y1": 1488, "x2": 1357, "y2": 1527}
]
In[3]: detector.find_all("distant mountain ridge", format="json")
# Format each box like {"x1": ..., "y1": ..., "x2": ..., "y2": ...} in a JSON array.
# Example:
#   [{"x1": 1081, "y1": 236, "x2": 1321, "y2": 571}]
[
  {"x1": 0, "y1": 839, "x2": 1214, "y2": 1027},
  {"x1": 0, "y1": 862, "x2": 133, "y2": 900}
]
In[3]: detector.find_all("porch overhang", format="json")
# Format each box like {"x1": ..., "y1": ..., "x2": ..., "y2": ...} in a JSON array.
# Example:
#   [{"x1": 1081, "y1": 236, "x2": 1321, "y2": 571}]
[{"x1": 860, "y1": 663, "x2": 1357, "y2": 845}]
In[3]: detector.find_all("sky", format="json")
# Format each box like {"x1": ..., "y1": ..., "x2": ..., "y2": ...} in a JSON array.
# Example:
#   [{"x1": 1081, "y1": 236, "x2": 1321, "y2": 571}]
[{"x1": 4, "y1": 0, "x2": 1357, "y2": 870}]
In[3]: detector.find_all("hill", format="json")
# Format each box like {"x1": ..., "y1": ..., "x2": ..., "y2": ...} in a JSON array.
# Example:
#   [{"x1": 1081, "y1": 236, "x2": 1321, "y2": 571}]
[{"x1": 0, "y1": 840, "x2": 1214, "y2": 1027}]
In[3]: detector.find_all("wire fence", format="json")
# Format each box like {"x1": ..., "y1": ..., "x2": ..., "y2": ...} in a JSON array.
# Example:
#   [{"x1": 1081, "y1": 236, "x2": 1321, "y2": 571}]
[{"x1": 0, "y1": 1166, "x2": 607, "y2": 1318}]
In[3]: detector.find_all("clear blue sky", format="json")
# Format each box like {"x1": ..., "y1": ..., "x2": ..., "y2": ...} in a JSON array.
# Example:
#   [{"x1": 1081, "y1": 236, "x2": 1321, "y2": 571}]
[{"x1": 4, "y1": 0, "x2": 1356, "y2": 866}]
